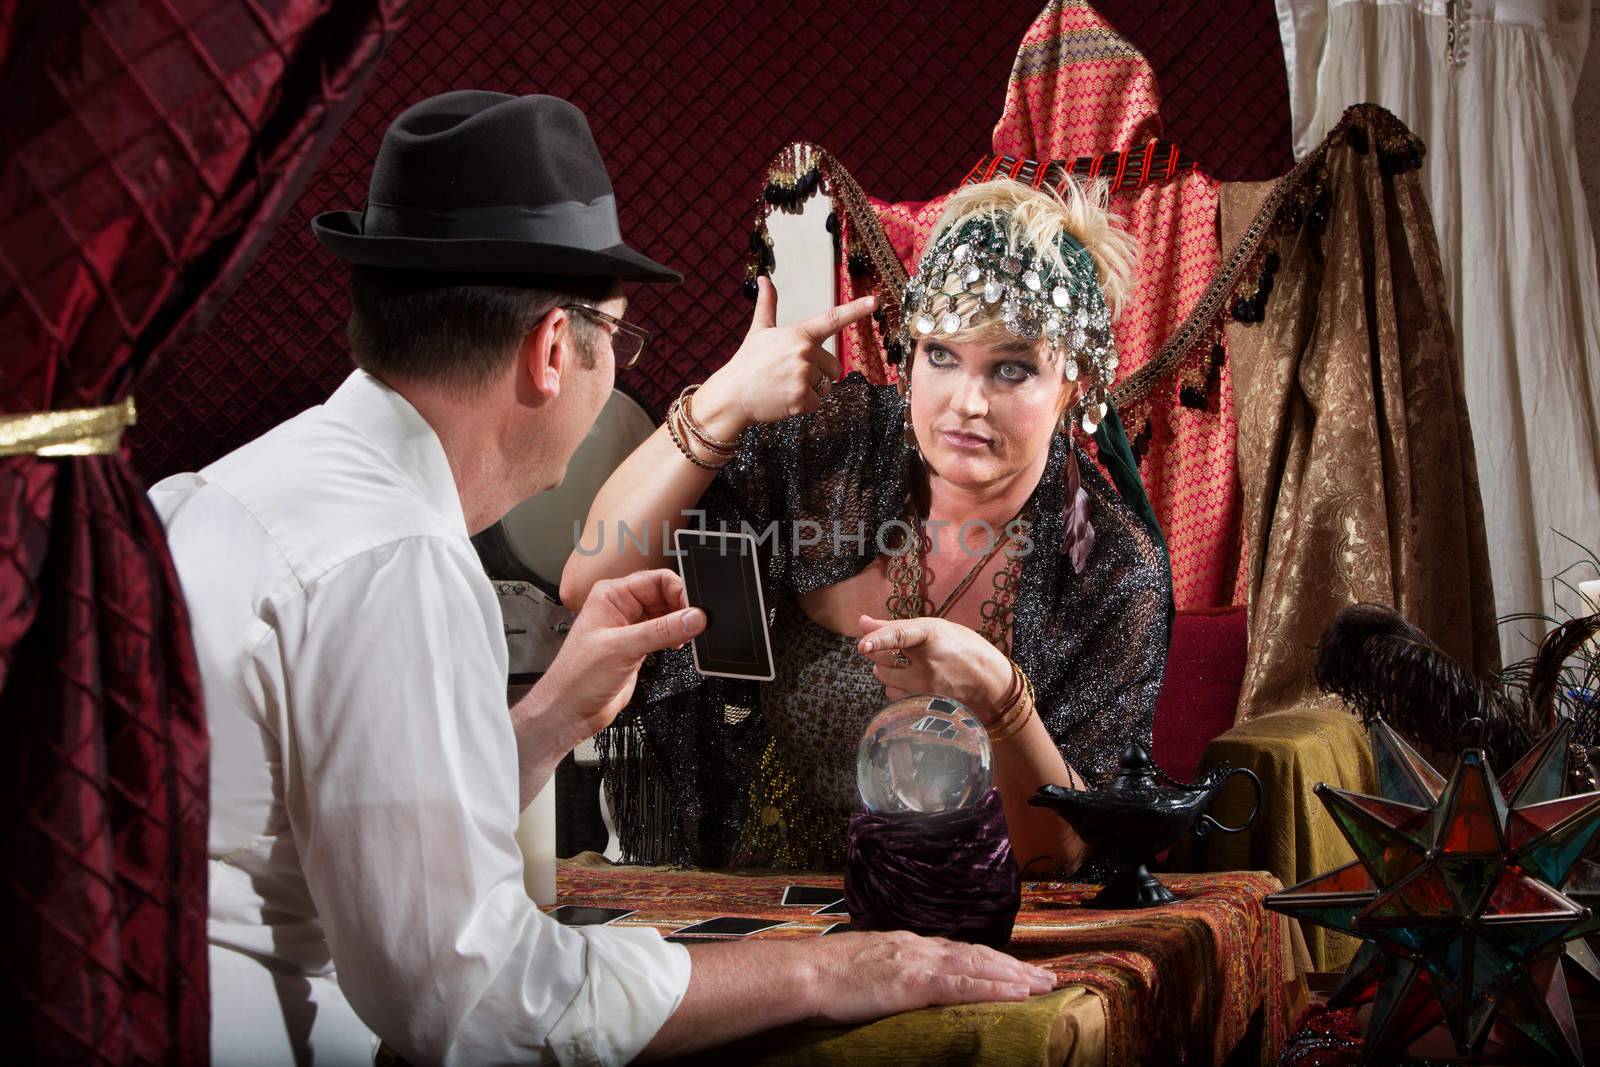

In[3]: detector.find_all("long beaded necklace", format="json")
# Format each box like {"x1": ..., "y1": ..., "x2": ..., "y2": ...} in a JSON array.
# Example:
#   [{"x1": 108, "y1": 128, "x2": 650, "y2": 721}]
[{"x1": 885, "y1": 504, "x2": 1031, "y2": 653}]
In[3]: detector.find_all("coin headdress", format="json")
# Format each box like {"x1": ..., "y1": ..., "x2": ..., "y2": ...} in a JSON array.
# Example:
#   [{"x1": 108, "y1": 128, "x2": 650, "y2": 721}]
[{"x1": 900, "y1": 214, "x2": 1118, "y2": 434}]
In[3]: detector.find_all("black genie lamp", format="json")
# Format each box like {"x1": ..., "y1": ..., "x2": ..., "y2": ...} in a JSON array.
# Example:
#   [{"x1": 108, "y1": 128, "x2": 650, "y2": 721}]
[{"x1": 1029, "y1": 743, "x2": 1262, "y2": 908}]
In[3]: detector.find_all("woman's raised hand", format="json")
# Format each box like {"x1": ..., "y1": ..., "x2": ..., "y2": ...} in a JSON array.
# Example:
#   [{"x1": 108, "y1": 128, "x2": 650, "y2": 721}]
[
  {"x1": 857, "y1": 614, "x2": 1016, "y2": 721},
  {"x1": 691, "y1": 277, "x2": 876, "y2": 439}
]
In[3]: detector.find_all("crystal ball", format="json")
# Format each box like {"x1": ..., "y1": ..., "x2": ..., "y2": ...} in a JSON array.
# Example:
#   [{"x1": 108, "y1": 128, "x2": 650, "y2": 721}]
[{"x1": 856, "y1": 695, "x2": 993, "y2": 815}]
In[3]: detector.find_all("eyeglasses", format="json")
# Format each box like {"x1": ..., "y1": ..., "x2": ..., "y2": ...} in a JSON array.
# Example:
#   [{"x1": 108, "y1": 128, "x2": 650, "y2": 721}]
[{"x1": 561, "y1": 304, "x2": 651, "y2": 369}]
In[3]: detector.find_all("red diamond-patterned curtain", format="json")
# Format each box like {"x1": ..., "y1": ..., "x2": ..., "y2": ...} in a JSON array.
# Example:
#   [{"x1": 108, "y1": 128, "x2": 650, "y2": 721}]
[{"x1": 0, "y1": 2, "x2": 406, "y2": 1062}]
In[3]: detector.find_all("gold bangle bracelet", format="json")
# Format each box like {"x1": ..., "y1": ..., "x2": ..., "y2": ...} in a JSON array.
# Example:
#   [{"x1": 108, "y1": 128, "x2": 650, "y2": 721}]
[
  {"x1": 987, "y1": 662, "x2": 1025, "y2": 725},
  {"x1": 988, "y1": 701, "x2": 1035, "y2": 743},
  {"x1": 985, "y1": 694, "x2": 1036, "y2": 742},
  {"x1": 986, "y1": 660, "x2": 1035, "y2": 742}
]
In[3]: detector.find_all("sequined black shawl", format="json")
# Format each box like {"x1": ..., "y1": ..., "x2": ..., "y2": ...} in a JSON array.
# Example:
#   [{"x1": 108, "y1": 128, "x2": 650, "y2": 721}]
[{"x1": 600, "y1": 374, "x2": 1172, "y2": 867}]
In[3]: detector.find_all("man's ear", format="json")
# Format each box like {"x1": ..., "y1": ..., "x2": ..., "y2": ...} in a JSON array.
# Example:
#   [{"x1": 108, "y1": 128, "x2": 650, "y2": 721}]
[{"x1": 520, "y1": 307, "x2": 570, "y2": 402}]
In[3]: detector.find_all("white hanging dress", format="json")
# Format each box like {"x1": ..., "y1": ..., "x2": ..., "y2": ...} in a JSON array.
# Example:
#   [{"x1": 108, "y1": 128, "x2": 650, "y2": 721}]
[{"x1": 1277, "y1": 0, "x2": 1600, "y2": 658}]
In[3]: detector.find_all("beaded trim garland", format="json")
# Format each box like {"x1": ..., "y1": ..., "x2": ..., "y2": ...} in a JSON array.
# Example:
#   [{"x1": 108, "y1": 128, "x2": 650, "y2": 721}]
[
  {"x1": 900, "y1": 216, "x2": 1117, "y2": 434},
  {"x1": 741, "y1": 142, "x2": 911, "y2": 380},
  {"x1": 963, "y1": 142, "x2": 1200, "y2": 196}
]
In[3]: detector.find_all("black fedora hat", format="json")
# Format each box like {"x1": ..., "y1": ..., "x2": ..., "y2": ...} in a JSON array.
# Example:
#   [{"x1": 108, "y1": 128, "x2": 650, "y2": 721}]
[{"x1": 312, "y1": 91, "x2": 681, "y2": 283}]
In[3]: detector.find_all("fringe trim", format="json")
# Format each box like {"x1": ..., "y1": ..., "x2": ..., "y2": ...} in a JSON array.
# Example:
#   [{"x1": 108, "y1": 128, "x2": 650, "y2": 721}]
[{"x1": 595, "y1": 716, "x2": 677, "y2": 865}]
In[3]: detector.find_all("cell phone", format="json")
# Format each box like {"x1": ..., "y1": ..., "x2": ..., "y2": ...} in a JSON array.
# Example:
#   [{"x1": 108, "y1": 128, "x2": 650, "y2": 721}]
[
  {"x1": 812, "y1": 899, "x2": 850, "y2": 916},
  {"x1": 673, "y1": 528, "x2": 775, "y2": 681},
  {"x1": 672, "y1": 916, "x2": 791, "y2": 937},
  {"x1": 547, "y1": 905, "x2": 636, "y2": 926},
  {"x1": 821, "y1": 922, "x2": 852, "y2": 935},
  {"x1": 781, "y1": 885, "x2": 846, "y2": 908}
]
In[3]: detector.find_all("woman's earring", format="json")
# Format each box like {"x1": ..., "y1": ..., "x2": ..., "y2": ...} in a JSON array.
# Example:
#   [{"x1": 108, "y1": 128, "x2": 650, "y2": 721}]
[
  {"x1": 1074, "y1": 384, "x2": 1107, "y2": 436},
  {"x1": 1061, "y1": 368, "x2": 1085, "y2": 438}
]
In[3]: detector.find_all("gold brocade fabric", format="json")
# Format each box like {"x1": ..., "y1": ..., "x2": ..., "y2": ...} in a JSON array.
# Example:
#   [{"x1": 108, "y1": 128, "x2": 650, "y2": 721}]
[
  {"x1": 1169, "y1": 108, "x2": 1498, "y2": 973},
  {"x1": 1223, "y1": 107, "x2": 1500, "y2": 724}
]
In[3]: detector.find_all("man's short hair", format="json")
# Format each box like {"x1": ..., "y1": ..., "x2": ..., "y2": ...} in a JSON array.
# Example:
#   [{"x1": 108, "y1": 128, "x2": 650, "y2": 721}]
[{"x1": 348, "y1": 266, "x2": 619, "y2": 392}]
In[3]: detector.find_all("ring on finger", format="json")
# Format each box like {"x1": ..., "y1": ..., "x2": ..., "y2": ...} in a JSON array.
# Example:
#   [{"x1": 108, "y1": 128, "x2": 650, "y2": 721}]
[
  {"x1": 891, "y1": 649, "x2": 911, "y2": 668},
  {"x1": 812, "y1": 376, "x2": 830, "y2": 397}
]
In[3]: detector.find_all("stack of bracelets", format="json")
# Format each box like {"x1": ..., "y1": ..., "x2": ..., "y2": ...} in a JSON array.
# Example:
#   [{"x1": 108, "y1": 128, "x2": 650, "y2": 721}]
[
  {"x1": 666, "y1": 385, "x2": 739, "y2": 470},
  {"x1": 987, "y1": 657, "x2": 1036, "y2": 743}
]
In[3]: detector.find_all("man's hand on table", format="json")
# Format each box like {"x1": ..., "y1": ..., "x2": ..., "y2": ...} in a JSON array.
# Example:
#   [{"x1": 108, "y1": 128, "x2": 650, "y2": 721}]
[
  {"x1": 640, "y1": 930, "x2": 1056, "y2": 1060},
  {"x1": 802, "y1": 930, "x2": 1057, "y2": 1024},
  {"x1": 511, "y1": 569, "x2": 705, "y2": 805}
]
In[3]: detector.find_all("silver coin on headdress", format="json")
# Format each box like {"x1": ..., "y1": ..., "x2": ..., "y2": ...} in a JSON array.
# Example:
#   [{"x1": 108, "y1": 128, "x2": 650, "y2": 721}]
[{"x1": 900, "y1": 211, "x2": 1119, "y2": 430}]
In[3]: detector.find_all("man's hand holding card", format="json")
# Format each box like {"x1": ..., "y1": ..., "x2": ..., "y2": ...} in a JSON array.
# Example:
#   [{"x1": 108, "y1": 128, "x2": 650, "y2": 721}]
[{"x1": 509, "y1": 568, "x2": 706, "y2": 806}]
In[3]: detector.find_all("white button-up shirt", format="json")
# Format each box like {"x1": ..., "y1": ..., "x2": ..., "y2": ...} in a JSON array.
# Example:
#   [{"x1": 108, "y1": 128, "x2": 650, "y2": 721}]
[{"x1": 151, "y1": 370, "x2": 689, "y2": 1067}]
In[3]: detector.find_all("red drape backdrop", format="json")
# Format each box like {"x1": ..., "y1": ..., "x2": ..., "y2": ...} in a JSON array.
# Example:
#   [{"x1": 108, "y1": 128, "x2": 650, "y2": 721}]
[{"x1": 0, "y1": 2, "x2": 406, "y2": 1062}]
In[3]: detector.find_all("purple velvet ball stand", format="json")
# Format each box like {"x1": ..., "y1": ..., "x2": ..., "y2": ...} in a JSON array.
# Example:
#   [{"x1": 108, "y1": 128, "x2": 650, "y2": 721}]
[{"x1": 843, "y1": 787, "x2": 1021, "y2": 949}]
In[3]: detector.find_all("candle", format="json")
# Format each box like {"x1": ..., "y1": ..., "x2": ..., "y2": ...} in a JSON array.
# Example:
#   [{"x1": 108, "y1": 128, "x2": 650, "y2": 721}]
[{"x1": 516, "y1": 779, "x2": 557, "y2": 905}]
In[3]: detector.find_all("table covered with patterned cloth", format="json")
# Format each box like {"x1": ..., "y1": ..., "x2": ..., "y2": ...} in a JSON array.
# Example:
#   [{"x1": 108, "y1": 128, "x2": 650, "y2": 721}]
[{"x1": 553, "y1": 855, "x2": 1308, "y2": 1066}]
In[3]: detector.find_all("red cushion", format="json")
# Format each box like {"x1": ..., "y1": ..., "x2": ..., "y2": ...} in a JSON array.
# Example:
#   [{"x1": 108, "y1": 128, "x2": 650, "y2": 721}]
[{"x1": 1151, "y1": 607, "x2": 1248, "y2": 785}]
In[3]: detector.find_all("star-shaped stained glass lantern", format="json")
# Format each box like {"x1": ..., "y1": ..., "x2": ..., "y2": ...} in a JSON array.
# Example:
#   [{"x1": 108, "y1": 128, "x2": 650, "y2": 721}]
[{"x1": 1267, "y1": 720, "x2": 1600, "y2": 1065}]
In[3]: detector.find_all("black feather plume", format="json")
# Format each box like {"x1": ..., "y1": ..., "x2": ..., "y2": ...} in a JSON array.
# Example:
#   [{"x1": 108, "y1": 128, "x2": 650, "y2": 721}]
[
  {"x1": 1522, "y1": 613, "x2": 1600, "y2": 729},
  {"x1": 1314, "y1": 603, "x2": 1533, "y2": 763}
]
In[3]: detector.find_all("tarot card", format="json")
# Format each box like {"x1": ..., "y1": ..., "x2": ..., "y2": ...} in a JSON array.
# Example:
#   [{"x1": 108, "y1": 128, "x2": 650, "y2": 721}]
[
  {"x1": 547, "y1": 905, "x2": 636, "y2": 926},
  {"x1": 781, "y1": 885, "x2": 845, "y2": 908},
  {"x1": 671, "y1": 916, "x2": 791, "y2": 937},
  {"x1": 674, "y1": 528, "x2": 775, "y2": 681}
]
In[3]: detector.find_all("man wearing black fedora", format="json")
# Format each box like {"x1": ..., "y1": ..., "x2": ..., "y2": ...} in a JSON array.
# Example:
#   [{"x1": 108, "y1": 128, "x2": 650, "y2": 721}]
[{"x1": 152, "y1": 91, "x2": 1053, "y2": 1066}]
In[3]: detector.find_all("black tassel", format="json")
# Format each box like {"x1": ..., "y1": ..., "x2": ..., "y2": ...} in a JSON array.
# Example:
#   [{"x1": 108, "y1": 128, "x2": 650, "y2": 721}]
[
  {"x1": 595, "y1": 715, "x2": 678, "y2": 865},
  {"x1": 1180, "y1": 345, "x2": 1226, "y2": 411},
  {"x1": 1307, "y1": 192, "x2": 1331, "y2": 233},
  {"x1": 1130, "y1": 418, "x2": 1153, "y2": 464}
]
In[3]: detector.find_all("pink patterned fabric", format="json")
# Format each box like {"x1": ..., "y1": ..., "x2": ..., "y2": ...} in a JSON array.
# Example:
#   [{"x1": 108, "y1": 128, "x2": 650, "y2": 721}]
[
  {"x1": 993, "y1": 0, "x2": 1162, "y2": 159},
  {"x1": 1107, "y1": 177, "x2": 1240, "y2": 609}
]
